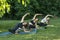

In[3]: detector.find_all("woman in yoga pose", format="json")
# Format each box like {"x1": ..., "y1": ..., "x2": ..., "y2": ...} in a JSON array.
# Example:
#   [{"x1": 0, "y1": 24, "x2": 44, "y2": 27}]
[
  {"x1": 28, "y1": 14, "x2": 42, "y2": 31},
  {"x1": 37, "y1": 14, "x2": 53, "y2": 29},
  {"x1": 9, "y1": 13, "x2": 30, "y2": 34}
]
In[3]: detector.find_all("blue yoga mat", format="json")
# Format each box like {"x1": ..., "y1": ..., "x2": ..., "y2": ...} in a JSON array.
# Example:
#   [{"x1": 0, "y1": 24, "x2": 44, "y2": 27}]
[
  {"x1": 19, "y1": 29, "x2": 37, "y2": 34},
  {"x1": 0, "y1": 29, "x2": 37, "y2": 36},
  {"x1": 0, "y1": 32, "x2": 12, "y2": 36}
]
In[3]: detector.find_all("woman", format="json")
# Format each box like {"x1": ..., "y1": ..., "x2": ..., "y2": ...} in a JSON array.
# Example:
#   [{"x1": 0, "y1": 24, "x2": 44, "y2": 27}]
[
  {"x1": 8, "y1": 13, "x2": 30, "y2": 34},
  {"x1": 37, "y1": 14, "x2": 53, "y2": 29},
  {"x1": 28, "y1": 14, "x2": 42, "y2": 31}
]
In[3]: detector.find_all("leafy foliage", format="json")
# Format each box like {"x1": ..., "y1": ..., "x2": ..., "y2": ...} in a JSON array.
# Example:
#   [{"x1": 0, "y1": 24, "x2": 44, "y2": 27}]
[
  {"x1": 29, "y1": 0, "x2": 60, "y2": 16},
  {"x1": 0, "y1": 0, "x2": 10, "y2": 18},
  {"x1": 0, "y1": 0, "x2": 60, "y2": 19}
]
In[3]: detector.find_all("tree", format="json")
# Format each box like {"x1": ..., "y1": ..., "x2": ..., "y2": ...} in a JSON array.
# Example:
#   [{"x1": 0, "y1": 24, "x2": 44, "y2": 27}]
[
  {"x1": 0, "y1": 0, "x2": 10, "y2": 18},
  {"x1": 1, "y1": 0, "x2": 60, "y2": 20},
  {"x1": 29, "y1": 0, "x2": 60, "y2": 16}
]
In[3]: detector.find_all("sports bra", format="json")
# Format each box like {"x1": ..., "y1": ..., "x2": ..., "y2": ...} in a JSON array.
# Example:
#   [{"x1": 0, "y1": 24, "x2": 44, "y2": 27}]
[{"x1": 30, "y1": 20, "x2": 35, "y2": 25}]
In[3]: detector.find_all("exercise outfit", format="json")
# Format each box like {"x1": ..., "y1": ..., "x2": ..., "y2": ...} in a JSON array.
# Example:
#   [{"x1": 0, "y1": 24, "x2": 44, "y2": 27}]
[
  {"x1": 8, "y1": 22, "x2": 24, "y2": 34},
  {"x1": 37, "y1": 17, "x2": 48, "y2": 26},
  {"x1": 29, "y1": 20, "x2": 36, "y2": 29}
]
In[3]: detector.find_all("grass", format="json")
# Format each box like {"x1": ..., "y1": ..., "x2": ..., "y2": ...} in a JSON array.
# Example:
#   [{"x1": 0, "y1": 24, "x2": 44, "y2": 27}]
[{"x1": 0, "y1": 18, "x2": 60, "y2": 40}]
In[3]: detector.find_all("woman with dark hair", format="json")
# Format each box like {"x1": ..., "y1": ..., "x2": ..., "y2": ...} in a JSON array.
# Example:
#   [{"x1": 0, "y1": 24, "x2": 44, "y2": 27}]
[
  {"x1": 8, "y1": 13, "x2": 30, "y2": 34},
  {"x1": 28, "y1": 14, "x2": 42, "y2": 31}
]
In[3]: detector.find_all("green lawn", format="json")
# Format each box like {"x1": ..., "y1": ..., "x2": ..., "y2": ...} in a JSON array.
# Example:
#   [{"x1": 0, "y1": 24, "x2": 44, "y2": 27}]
[{"x1": 0, "y1": 18, "x2": 60, "y2": 40}]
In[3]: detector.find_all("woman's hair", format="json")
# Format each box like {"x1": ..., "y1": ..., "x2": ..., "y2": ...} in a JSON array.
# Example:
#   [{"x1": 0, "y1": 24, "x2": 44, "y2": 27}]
[{"x1": 23, "y1": 22, "x2": 29, "y2": 28}]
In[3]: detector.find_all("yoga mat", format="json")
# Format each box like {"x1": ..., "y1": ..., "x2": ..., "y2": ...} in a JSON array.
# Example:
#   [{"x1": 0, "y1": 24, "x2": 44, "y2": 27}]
[
  {"x1": 0, "y1": 32, "x2": 12, "y2": 36},
  {"x1": 0, "y1": 29, "x2": 37, "y2": 36},
  {"x1": 19, "y1": 29, "x2": 37, "y2": 34}
]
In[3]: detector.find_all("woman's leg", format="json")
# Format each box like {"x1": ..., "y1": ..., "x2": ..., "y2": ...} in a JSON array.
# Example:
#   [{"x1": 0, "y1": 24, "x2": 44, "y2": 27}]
[{"x1": 15, "y1": 28, "x2": 21, "y2": 34}]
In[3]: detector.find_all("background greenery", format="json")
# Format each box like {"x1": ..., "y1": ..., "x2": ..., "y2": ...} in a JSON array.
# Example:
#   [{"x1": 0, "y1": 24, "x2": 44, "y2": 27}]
[
  {"x1": 0, "y1": 0, "x2": 60, "y2": 40},
  {"x1": 0, "y1": 0, "x2": 60, "y2": 20}
]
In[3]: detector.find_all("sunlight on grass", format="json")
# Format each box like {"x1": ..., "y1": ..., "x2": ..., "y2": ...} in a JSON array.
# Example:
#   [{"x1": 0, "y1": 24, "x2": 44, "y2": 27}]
[{"x1": 53, "y1": 39, "x2": 60, "y2": 40}]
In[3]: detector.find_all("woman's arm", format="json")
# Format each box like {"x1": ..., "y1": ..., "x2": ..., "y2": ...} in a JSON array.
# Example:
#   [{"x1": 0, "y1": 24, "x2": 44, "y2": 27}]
[
  {"x1": 23, "y1": 26, "x2": 30, "y2": 32},
  {"x1": 35, "y1": 23, "x2": 39, "y2": 29},
  {"x1": 45, "y1": 14, "x2": 53, "y2": 18},
  {"x1": 21, "y1": 13, "x2": 30, "y2": 22},
  {"x1": 32, "y1": 14, "x2": 42, "y2": 20},
  {"x1": 46, "y1": 21, "x2": 49, "y2": 24}
]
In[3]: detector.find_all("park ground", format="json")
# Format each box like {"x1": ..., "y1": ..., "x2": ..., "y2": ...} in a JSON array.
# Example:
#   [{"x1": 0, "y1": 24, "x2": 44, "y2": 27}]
[{"x1": 0, "y1": 18, "x2": 60, "y2": 40}]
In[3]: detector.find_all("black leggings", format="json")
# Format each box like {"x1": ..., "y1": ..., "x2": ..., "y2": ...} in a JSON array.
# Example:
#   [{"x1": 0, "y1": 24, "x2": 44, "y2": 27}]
[
  {"x1": 9, "y1": 23, "x2": 22, "y2": 33},
  {"x1": 29, "y1": 25, "x2": 35, "y2": 29},
  {"x1": 37, "y1": 23, "x2": 47, "y2": 27}
]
